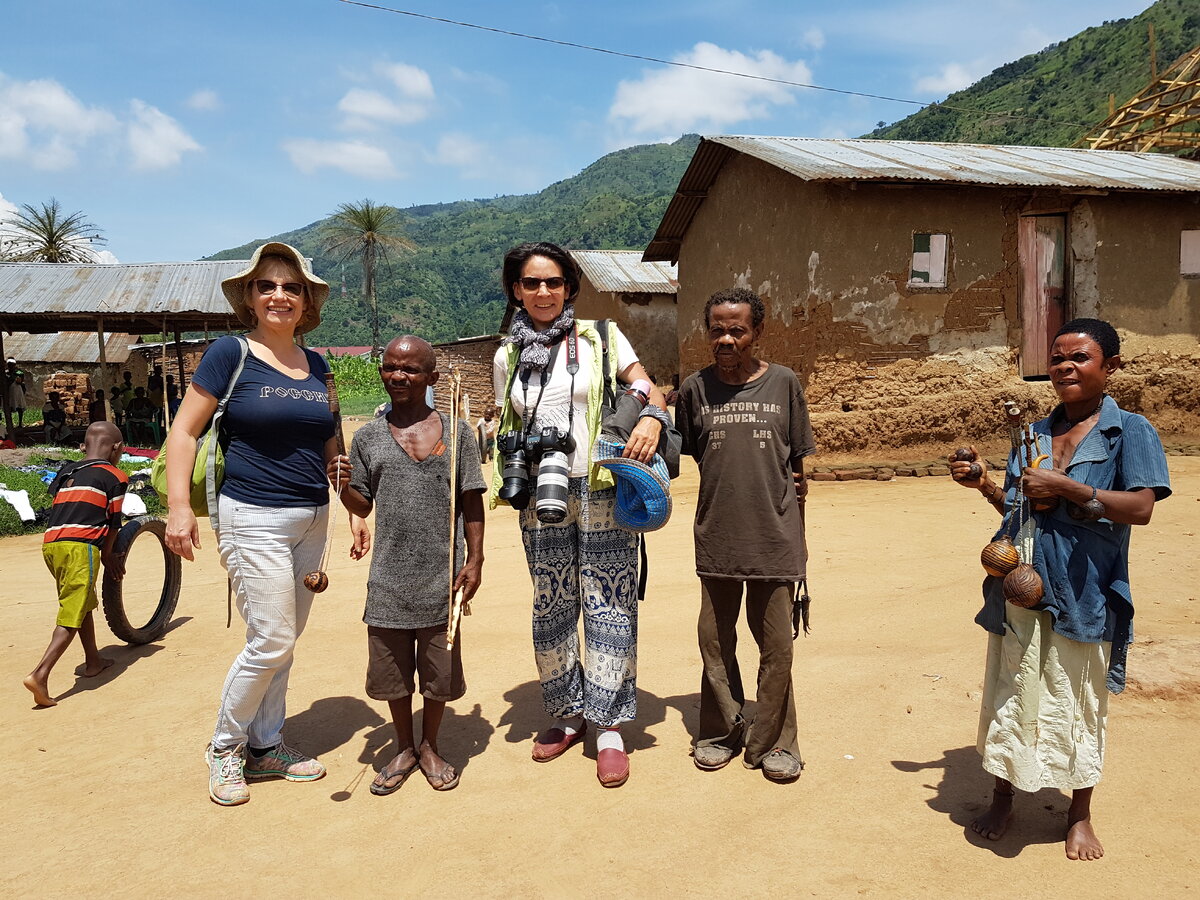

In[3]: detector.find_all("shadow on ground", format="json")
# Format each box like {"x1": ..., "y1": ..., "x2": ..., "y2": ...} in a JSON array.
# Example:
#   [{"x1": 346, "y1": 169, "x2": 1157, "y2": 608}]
[
  {"x1": 892, "y1": 745, "x2": 1072, "y2": 857},
  {"x1": 51, "y1": 616, "x2": 193, "y2": 703}
]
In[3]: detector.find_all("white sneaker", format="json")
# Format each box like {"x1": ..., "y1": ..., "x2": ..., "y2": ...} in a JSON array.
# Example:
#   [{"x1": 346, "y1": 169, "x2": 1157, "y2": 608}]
[{"x1": 206, "y1": 742, "x2": 250, "y2": 806}]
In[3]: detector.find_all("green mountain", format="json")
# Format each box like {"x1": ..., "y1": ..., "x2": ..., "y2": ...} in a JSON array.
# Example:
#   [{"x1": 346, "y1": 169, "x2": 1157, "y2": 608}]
[
  {"x1": 205, "y1": 135, "x2": 700, "y2": 346},
  {"x1": 867, "y1": 0, "x2": 1200, "y2": 146}
]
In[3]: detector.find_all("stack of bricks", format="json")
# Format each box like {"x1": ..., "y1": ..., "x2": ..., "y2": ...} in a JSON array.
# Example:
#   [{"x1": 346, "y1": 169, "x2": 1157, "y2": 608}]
[{"x1": 42, "y1": 372, "x2": 93, "y2": 425}]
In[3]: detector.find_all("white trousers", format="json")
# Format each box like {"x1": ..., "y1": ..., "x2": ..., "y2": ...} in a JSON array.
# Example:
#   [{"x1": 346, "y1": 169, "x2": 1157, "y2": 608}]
[{"x1": 211, "y1": 495, "x2": 328, "y2": 751}]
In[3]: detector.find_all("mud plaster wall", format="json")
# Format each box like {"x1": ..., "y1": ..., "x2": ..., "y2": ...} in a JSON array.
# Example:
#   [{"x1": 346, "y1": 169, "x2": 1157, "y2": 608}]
[
  {"x1": 575, "y1": 282, "x2": 679, "y2": 385},
  {"x1": 675, "y1": 153, "x2": 1200, "y2": 451}
]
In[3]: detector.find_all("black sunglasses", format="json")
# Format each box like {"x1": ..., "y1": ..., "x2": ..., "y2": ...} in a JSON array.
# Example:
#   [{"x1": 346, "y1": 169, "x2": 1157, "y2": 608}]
[
  {"x1": 518, "y1": 276, "x2": 567, "y2": 292},
  {"x1": 254, "y1": 279, "x2": 305, "y2": 297}
]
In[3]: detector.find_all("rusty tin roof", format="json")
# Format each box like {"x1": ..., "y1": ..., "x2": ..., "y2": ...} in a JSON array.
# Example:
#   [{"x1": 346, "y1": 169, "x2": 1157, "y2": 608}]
[
  {"x1": 644, "y1": 136, "x2": 1200, "y2": 261},
  {"x1": 571, "y1": 250, "x2": 678, "y2": 294},
  {"x1": 3, "y1": 331, "x2": 138, "y2": 365},
  {"x1": 0, "y1": 259, "x2": 250, "y2": 333}
]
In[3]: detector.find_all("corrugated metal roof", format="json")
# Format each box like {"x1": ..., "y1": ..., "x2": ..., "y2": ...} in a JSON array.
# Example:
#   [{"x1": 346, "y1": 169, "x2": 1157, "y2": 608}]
[
  {"x1": 710, "y1": 136, "x2": 1200, "y2": 190},
  {"x1": 0, "y1": 259, "x2": 250, "y2": 333},
  {"x1": 571, "y1": 250, "x2": 678, "y2": 294},
  {"x1": 644, "y1": 136, "x2": 1200, "y2": 261},
  {"x1": 3, "y1": 331, "x2": 137, "y2": 364}
]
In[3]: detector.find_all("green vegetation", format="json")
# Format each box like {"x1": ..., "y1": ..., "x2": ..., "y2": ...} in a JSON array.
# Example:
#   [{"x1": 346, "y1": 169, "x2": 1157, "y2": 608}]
[
  {"x1": 868, "y1": 0, "x2": 1200, "y2": 146},
  {"x1": 0, "y1": 451, "x2": 163, "y2": 537},
  {"x1": 0, "y1": 198, "x2": 107, "y2": 263},
  {"x1": 207, "y1": 135, "x2": 701, "y2": 347},
  {"x1": 326, "y1": 353, "x2": 387, "y2": 417}
]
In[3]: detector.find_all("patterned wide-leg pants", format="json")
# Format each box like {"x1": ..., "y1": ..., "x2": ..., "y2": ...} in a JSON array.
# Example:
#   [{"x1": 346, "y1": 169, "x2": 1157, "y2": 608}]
[{"x1": 520, "y1": 477, "x2": 640, "y2": 727}]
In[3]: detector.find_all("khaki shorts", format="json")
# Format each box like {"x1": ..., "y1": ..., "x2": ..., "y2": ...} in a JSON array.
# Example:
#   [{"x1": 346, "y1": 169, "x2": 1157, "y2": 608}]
[
  {"x1": 365, "y1": 624, "x2": 465, "y2": 702},
  {"x1": 43, "y1": 541, "x2": 100, "y2": 629}
]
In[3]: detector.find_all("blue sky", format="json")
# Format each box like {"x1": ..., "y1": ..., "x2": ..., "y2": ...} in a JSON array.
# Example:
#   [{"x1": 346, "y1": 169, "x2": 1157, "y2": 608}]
[{"x1": 1, "y1": 0, "x2": 1157, "y2": 263}]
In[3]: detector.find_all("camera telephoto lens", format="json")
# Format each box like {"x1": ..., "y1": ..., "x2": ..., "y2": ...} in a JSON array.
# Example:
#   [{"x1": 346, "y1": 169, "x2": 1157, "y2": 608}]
[
  {"x1": 498, "y1": 445, "x2": 530, "y2": 510},
  {"x1": 535, "y1": 449, "x2": 570, "y2": 523}
]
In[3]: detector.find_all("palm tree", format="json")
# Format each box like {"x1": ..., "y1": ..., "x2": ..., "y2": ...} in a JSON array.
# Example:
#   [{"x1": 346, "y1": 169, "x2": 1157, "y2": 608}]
[
  {"x1": 322, "y1": 199, "x2": 415, "y2": 354},
  {"x1": 1, "y1": 198, "x2": 106, "y2": 263}
]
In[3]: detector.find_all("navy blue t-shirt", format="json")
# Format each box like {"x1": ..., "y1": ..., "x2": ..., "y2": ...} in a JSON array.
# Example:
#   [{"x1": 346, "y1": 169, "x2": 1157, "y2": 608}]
[{"x1": 192, "y1": 336, "x2": 335, "y2": 508}]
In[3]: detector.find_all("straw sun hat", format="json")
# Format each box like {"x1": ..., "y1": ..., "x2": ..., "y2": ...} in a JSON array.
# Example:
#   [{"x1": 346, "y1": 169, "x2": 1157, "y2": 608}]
[{"x1": 220, "y1": 241, "x2": 330, "y2": 334}]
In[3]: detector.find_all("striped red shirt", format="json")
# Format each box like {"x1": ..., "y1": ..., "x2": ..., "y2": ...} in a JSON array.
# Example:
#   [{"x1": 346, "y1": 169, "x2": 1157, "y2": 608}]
[{"x1": 43, "y1": 460, "x2": 128, "y2": 546}]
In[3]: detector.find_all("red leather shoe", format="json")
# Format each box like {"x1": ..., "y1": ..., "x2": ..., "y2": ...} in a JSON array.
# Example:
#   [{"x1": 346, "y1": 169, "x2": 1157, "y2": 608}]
[
  {"x1": 597, "y1": 747, "x2": 629, "y2": 787},
  {"x1": 532, "y1": 723, "x2": 587, "y2": 762}
]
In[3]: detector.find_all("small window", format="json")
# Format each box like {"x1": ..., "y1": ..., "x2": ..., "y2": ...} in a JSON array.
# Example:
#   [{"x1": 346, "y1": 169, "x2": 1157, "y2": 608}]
[
  {"x1": 1181, "y1": 230, "x2": 1200, "y2": 276},
  {"x1": 909, "y1": 233, "x2": 948, "y2": 288}
]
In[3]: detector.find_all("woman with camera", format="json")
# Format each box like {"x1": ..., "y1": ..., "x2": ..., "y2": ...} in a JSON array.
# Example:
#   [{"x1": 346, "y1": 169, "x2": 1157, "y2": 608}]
[{"x1": 491, "y1": 241, "x2": 669, "y2": 787}]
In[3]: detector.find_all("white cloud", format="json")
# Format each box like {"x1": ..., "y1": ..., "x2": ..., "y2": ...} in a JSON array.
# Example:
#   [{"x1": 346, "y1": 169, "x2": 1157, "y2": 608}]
[
  {"x1": 0, "y1": 191, "x2": 17, "y2": 219},
  {"x1": 914, "y1": 61, "x2": 984, "y2": 95},
  {"x1": 378, "y1": 62, "x2": 434, "y2": 100},
  {"x1": 127, "y1": 100, "x2": 201, "y2": 170},
  {"x1": 338, "y1": 88, "x2": 430, "y2": 128},
  {"x1": 802, "y1": 28, "x2": 825, "y2": 50},
  {"x1": 0, "y1": 74, "x2": 117, "y2": 169},
  {"x1": 337, "y1": 61, "x2": 437, "y2": 130},
  {"x1": 0, "y1": 74, "x2": 202, "y2": 172},
  {"x1": 282, "y1": 138, "x2": 398, "y2": 178},
  {"x1": 608, "y1": 42, "x2": 812, "y2": 137},
  {"x1": 185, "y1": 89, "x2": 221, "y2": 111}
]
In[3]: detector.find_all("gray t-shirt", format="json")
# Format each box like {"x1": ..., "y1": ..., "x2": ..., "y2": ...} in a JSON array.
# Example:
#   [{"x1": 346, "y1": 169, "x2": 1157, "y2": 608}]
[
  {"x1": 677, "y1": 363, "x2": 815, "y2": 581},
  {"x1": 349, "y1": 413, "x2": 487, "y2": 629}
]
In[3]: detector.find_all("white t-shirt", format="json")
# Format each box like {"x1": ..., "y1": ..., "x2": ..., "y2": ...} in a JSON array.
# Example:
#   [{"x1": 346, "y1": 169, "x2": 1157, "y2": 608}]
[{"x1": 493, "y1": 324, "x2": 637, "y2": 477}]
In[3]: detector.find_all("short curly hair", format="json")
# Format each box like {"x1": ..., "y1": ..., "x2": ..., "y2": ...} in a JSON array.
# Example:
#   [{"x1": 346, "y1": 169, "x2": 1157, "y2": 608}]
[
  {"x1": 1055, "y1": 318, "x2": 1120, "y2": 358},
  {"x1": 705, "y1": 287, "x2": 765, "y2": 329}
]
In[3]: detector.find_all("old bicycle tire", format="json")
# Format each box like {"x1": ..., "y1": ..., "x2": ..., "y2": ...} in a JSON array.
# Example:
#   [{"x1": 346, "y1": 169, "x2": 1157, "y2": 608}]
[{"x1": 101, "y1": 516, "x2": 182, "y2": 645}]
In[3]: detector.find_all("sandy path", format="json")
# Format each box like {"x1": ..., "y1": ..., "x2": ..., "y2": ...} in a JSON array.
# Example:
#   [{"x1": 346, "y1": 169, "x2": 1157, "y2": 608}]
[{"x1": 2, "y1": 456, "x2": 1197, "y2": 897}]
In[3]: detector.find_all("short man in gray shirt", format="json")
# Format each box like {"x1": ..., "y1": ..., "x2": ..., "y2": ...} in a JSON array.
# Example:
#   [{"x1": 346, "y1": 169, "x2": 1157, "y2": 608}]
[{"x1": 328, "y1": 335, "x2": 485, "y2": 793}]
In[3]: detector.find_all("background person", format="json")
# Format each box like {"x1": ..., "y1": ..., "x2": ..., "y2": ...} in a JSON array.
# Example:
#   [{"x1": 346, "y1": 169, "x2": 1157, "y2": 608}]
[
  {"x1": 23, "y1": 422, "x2": 126, "y2": 707},
  {"x1": 490, "y1": 241, "x2": 669, "y2": 788},
  {"x1": 5, "y1": 358, "x2": 27, "y2": 429},
  {"x1": 948, "y1": 317, "x2": 1171, "y2": 861},
  {"x1": 42, "y1": 392, "x2": 72, "y2": 444},
  {"x1": 676, "y1": 287, "x2": 814, "y2": 782},
  {"x1": 164, "y1": 242, "x2": 335, "y2": 807}
]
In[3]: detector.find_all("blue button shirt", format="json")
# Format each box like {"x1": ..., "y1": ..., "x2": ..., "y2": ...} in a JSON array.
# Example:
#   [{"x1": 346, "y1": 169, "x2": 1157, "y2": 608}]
[{"x1": 976, "y1": 395, "x2": 1171, "y2": 693}]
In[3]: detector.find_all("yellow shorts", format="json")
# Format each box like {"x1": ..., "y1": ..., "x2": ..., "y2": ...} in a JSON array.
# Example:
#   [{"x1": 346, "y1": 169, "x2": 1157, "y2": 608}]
[{"x1": 43, "y1": 542, "x2": 100, "y2": 629}]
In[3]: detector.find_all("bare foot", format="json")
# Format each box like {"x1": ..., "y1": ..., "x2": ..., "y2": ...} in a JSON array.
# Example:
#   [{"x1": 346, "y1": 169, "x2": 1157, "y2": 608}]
[
  {"x1": 971, "y1": 789, "x2": 1013, "y2": 841},
  {"x1": 418, "y1": 741, "x2": 459, "y2": 791},
  {"x1": 22, "y1": 674, "x2": 57, "y2": 707},
  {"x1": 76, "y1": 657, "x2": 115, "y2": 678},
  {"x1": 1066, "y1": 817, "x2": 1104, "y2": 860}
]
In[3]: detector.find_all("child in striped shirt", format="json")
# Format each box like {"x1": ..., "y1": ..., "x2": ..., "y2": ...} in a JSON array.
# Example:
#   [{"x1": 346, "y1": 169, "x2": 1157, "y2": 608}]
[{"x1": 23, "y1": 422, "x2": 128, "y2": 707}]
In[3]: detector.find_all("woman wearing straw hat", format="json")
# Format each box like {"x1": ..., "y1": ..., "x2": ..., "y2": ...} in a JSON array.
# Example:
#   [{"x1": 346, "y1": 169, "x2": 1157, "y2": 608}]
[
  {"x1": 490, "y1": 241, "x2": 670, "y2": 787},
  {"x1": 164, "y1": 242, "x2": 336, "y2": 806}
]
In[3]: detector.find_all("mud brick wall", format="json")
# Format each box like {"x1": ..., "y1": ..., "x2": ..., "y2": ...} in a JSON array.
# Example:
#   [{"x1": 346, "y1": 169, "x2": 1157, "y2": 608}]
[
  {"x1": 42, "y1": 372, "x2": 93, "y2": 425},
  {"x1": 433, "y1": 336, "x2": 501, "y2": 421}
]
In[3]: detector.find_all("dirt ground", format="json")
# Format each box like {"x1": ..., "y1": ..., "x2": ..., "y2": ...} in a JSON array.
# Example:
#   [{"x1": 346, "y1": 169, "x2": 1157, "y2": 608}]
[{"x1": 2, "y1": 450, "x2": 1197, "y2": 898}]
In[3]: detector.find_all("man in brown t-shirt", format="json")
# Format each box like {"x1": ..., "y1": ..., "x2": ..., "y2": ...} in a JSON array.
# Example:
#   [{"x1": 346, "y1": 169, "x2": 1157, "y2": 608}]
[{"x1": 676, "y1": 287, "x2": 814, "y2": 782}]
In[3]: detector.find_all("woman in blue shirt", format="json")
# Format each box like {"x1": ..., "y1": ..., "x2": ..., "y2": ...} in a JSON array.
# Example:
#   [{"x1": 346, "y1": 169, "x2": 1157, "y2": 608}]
[
  {"x1": 164, "y1": 242, "x2": 336, "y2": 807},
  {"x1": 949, "y1": 318, "x2": 1171, "y2": 861}
]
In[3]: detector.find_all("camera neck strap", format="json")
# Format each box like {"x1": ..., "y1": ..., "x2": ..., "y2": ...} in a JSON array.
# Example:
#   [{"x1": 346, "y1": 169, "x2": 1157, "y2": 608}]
[{"x1": 519, "y1": 324, "x2": 579, "y2": 437}]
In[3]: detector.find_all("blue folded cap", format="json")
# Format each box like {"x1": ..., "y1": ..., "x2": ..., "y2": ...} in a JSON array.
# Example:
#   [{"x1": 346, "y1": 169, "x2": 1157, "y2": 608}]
[{"x1": 593, "y1": 436, "x2": 672, "y2": 533}]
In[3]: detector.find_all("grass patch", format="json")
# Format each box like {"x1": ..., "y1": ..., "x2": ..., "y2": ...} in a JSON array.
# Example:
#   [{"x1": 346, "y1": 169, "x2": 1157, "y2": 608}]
[{"x1": 0, "y1": 449, "x2": 163, "y2": 538}]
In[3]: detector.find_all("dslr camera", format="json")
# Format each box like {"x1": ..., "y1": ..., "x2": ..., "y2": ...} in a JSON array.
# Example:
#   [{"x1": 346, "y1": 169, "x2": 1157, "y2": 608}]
[{"x1": 497, "y1": 426, "x2": 575, "y2": 522}]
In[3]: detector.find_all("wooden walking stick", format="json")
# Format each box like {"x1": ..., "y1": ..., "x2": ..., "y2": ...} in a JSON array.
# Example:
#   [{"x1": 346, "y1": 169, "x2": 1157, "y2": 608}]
[
  {"x1": 446, "y1": 368, "x2": 469, "y2": 648},
  {"x1": 304, "y1": 372, "x2": 347, "y2": 593}
]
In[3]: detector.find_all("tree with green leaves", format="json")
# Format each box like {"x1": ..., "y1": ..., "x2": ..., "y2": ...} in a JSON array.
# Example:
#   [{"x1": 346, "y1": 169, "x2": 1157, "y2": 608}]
[
  {"x1": 1, "y1": 198, "x2": 106, "y2": 263},
  {"x1": 322, "y1": 199, "x2": 415, "y2": 354}
]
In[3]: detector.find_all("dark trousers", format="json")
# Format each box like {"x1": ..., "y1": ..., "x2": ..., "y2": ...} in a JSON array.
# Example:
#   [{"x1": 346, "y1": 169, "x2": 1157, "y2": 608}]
[{"x1": 696, "y1": 577, "x2": 800, "y2": 768}]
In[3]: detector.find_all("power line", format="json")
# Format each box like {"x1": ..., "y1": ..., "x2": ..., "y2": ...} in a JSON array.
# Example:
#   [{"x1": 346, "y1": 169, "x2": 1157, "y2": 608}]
[{"x1": 336, "y1": 0, "x2": 1094, "y2": 131}]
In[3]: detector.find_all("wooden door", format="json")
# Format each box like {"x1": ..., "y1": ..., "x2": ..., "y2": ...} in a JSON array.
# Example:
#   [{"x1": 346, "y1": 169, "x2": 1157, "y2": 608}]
[{"x1": 1017, "y1": 215, "x2": 1067, "y2": 377}]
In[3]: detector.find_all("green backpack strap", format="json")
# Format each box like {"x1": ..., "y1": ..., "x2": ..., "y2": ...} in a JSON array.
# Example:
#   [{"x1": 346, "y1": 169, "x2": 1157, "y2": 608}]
[{"x1": 205, "y1": 336, "x2": 249, "y2": 529}]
